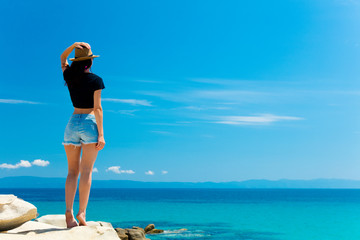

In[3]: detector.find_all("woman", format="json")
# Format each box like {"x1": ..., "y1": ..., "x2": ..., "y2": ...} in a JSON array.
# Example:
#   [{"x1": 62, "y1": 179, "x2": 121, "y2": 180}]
[{"x1": 60, "y1": 42, "x2": 106, "y2": 228}]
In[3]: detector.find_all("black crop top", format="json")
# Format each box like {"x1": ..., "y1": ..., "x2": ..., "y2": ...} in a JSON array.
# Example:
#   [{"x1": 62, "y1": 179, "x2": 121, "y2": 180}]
[{"x1": 63, "y1": 66, "x2": 105, "y2": 108}]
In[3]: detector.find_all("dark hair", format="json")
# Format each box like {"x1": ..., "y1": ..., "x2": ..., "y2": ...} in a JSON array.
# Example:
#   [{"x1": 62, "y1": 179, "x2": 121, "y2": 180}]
[{"x1": 64, "y1": 59, "x2": 93, "y2": 86}]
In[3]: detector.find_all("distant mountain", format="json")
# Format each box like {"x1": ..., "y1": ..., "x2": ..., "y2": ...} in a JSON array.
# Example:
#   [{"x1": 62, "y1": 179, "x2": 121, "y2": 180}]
[{"x1": 1, "y1": 176, "x2": 360, "y2": 188}]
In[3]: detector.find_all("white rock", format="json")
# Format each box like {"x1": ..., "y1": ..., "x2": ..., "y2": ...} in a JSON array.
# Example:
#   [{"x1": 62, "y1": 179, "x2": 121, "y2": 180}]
[
  {"x1": 35, "y1": 214, "x2": 113, "y2": 228},
  {"x1": 35, "y1": 215, "x2": 67, "y2": 228},
  {"x1": 0, "y1": 195, "x2": 37, "y2": 231},
  {"x1": 7, "y1": 221, "x2": 62, "y2": 233},
  {"x1": 0, "y1": 224, "x2": 119, "y2": 240},
  {"x1": 97, "y1": 221, "x2": 114, "y2": 228},
  {"x1": 0, "y1": 195, "x2": 17, "y2": 205}
]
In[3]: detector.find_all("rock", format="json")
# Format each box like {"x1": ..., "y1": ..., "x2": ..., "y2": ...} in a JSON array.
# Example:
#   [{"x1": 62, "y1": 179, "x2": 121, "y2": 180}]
[
  {"x1": 144, "y1": 224, "x2": 154, "y2": 232},
  {"x1": 0, "y1": 194, "x2": 37, "y2": 231},
  {"x1": 0, "y1": 195, "x2": 17, "y2": 204},
  {"x1": 115, "y1": 228, "x2": 126, "y2": 235},
  {"x1": 125, "y1": 228, "x2": 151, "y2": 240},
  {"x1": 98, "y1": 221, "x2": 113, "y2": 228},
  {"x1": 144, "y1": 224, "x2": 164, "y2": 234},
  {"x1": 7, "y1": 221, "x2": 62, "y2": 233},
  {"x1": 34, "y1": 215, "x2": 66, "y2": 228},
  {"x1": 0, "y1": 220, "x2": 119, "y2": 240},
  {"x1": 35, "y1": 214, "x2": 113, "y2": 229},
  {"x1": 146, "y1": 229, "x2": 164, "y2": 234},
  {"x1": 115, "y1": 227, "x2": 129, "y2": 240},
  {"x1": 132, "y1": 226, "x2": 145, "y2": 233}
]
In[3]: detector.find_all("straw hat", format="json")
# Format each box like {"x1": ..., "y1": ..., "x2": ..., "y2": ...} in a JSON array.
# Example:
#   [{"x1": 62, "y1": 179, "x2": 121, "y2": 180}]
[{"x1": 69, "y1": 47, "x2": 100, "y2": 61}]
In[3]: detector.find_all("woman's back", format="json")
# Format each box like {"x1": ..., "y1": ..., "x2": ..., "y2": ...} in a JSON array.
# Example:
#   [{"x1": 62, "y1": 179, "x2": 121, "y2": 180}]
[{"x1": 63, "y1": 65, "x2": 105, "y2": 109}]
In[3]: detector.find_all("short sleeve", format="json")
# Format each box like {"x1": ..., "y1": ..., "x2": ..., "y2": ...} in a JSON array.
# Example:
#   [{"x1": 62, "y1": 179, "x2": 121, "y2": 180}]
[
  {"x1": 63, "y1": 65, "x2": 71, "y2": 82},
  {"x1": 92, "y1": 76, "x2": 105, "y2": 91}
]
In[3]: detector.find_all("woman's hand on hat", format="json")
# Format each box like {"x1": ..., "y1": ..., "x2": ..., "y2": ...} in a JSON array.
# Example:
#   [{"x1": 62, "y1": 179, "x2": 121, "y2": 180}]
[{"x1": 73, "y1": 42, "x2": 91, "y2": 49}]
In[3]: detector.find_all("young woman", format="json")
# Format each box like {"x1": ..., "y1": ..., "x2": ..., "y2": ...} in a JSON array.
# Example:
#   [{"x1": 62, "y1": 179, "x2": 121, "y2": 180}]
[{"x1": 60, "y1": 42, "x2": 105, "y2": 228}]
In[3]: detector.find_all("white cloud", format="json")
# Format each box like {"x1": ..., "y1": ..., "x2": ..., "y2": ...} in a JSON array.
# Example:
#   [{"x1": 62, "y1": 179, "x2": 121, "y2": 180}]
[
  {"x1": 193, "y1": 90, "x2": 263, "y2": 100},
  {"x1": 105, "y1": 109, "x2": 138, "y2": 116},
  {"x1": 93, "y1": 167, "x2": 98, "y2": 173},
  {"x1": 138, "y1": 89, "x2": 265, "y2": 104},
  {"x1": 179, "y1": 106, "x2": 231, "y2": 111},
  {"x1": 102, "y1": 98, "x2": 152, "y2": 106},
  {"x1": 32, "y1": 159, "x2": 50, "y2": 167},
  {"x1": 161, "y1": 170, "x2": 168, "y2": 174},
  {"x1": 214, "y1": 114, "x2": 303, "y2": 125},
  {"x1": 145, "y1": 170, "x2": 154, "y2": 175},
  {"x1": 118, "y1": 110, "x2": 138, "y2": 116},
  {"x1": 106, "y1": 166, "x2": 135, "y2": 174},
  {"x1": 106, "y1": 166, "x2": 121, "y2": 174},
  {"x1": 145, "y1": 122, "x2": 192, "y2": 126},
  {"x1": 0, "y1": 159, "x2": 51, "y2": 170},
  {"x1": 0, "y1": 99, "x2": 42, "y2": 104},
  {"x1": 0, "y1": 160, "x2": 32, "y2": 169},
  {"x1": 18, "y1": 160, "x2": 32, "y2": 168}
]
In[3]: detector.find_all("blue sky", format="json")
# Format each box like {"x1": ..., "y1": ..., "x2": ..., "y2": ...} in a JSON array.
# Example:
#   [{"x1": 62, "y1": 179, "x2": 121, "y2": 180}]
[{"x1": 1, "y1": 0, "x2": 360, "y2": 181}]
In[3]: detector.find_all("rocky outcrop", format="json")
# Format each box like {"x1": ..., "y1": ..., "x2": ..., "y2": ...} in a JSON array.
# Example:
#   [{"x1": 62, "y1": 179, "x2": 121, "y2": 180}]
[
  {"x1": 34, "y1": 214, "x2": 67, "y2": 228},
  {"x1": 144, "y1": 224, "x2": 154, "y2": 232},
  {"x1": 114, "y1": 223, "x2": 168, "y2": 240},
  {"x1": 0, "y1": 220, "x2": 119, "y2": 240},
  {"x1": 115, "y1": 227, "x2": 129, "y2": 240},
  {"x1": 0, "y1": 194, "x2": 37, "y2": 231},
  {"x1": 115, "y1": 227, "x2": 150, "y2": 240},
  {"x1": 0, "y1": 194, "x2": 185, "y2": 240},
  {"x1": 35, "y1": 214, "x2": 114, "y2": 228},
  {"x1": 132, "y1": 226, "x2": 145, "y2": 233},
  {"x1": 144, "y1": 223, "x2": 164, "y2": 234},
  {"x1": 146, "y1": 228, "x2": 164, "y2": 234}
]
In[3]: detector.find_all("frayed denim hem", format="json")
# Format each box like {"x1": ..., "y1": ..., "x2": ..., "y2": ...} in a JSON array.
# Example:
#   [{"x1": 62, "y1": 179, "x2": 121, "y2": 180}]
[
  {"x1": 80, "y1": 141, "x2": 98, "y2": 145},
  {"x1": 62, "y1": 142, "x2": 81, "y2": 147}
]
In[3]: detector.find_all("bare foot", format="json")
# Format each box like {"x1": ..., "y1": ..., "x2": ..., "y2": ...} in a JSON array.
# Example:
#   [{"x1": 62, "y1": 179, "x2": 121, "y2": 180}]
[
  {"x1": 65, "y1": 210, "x2": 78, "y2": 228},
  {"x1": 76, "y1": 211, "x2": 87, "y2": 226}
]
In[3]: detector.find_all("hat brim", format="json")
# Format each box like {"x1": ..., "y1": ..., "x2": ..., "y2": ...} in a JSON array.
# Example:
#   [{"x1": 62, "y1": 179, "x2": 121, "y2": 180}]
[{"x1": 69, "y1": 55, "x2": 100, "y2": 61}]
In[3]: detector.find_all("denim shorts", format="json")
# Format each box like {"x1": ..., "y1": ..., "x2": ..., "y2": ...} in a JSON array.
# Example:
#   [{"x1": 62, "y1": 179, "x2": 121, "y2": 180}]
[{"x1": 62, "y1": 114, "x2": 99, "y2": 147}]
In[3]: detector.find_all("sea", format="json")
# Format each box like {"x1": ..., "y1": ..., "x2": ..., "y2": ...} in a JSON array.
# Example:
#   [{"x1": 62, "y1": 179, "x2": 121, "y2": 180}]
[{"x1": 1, "y1": 188, "x2": 360, "y2": 240}]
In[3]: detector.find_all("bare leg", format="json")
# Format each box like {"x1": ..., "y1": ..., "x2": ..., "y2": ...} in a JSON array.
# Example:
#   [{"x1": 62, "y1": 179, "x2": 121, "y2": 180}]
[
  {"x1": 64, "y1": 144, "x2": 81, "y2": 228},
  {"x1": 77, "y1": 143, "x2": 98, "y2": 226}
]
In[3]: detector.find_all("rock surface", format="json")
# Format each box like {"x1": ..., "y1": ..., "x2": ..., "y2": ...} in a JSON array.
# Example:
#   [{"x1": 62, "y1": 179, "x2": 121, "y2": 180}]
[
  {"x1": 0, "y1": 195, "x2": 174, "y2": 240},
  {"x1": 132, "y1": 226, "x2": 145, "y2": 233},
  {"x1": 144, "y1": 224, "x2": 154, "y2": 232},
  {"x1": 126, "y1": 228, "x2": 151, "y2": 240},
  {"x1": 0, "y1": 221, "x2": 119, "y2": 240},
  {"x1": 115, "y1": 228, "x2": 129, "y2": 240},
  {"x1": 0, "y1": 194, "x2": 37, "y2": 231},
  {"x1": 0, "y1": 213, "x2": 120, "y2": 240},
  {"x1": 34, "y1": 215, "x2": 67, "y2": 228},
  {"x1": 7, "y1": 221, "x2": 62, "y2": 233},
  {"x1": 35, "y1": 214, "x2": 114, "y2": 229},
  {"x1": 146, "y1": 228, "x2": 164, "y2": 234}
]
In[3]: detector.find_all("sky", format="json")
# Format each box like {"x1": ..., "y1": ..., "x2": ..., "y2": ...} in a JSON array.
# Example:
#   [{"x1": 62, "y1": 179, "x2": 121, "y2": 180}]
[{"x1": 1, "y1": 0, "x2": 360, "y2": 182}]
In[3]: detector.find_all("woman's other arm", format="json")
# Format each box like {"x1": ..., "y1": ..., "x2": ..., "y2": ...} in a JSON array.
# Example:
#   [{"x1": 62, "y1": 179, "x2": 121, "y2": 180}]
[
  {"x1": 93, "y1": 89, "x2": 105, "y2": 150},
  {"x1": 60, "y1": 42, "x2": 91, "y2": 72}
]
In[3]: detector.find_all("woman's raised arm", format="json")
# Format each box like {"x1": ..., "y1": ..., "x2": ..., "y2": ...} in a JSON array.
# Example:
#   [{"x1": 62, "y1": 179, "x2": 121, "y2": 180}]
[{"x1": 60, "y1": 42, "x2": 91, "y2": 72}]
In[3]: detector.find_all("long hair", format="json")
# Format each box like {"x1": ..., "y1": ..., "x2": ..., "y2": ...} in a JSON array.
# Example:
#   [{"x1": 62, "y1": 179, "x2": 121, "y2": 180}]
[{"x1": 64, "y1": 59, "x2": 93, "y2": 86}]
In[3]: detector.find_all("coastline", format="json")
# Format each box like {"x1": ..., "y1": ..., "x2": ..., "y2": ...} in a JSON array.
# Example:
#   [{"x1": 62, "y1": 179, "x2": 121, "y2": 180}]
[
  {"x1": 0, "y1": 194, "x2": 171, "y2": 240},
  {"x1": 2, "y1": 188, "x2": 360, "y2": 239}
]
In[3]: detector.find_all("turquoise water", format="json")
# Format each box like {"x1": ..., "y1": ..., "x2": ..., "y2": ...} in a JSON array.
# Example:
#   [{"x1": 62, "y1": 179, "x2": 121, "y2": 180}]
[{"x1": 2, "y1": 188, "x2": 360, "y2": 239}]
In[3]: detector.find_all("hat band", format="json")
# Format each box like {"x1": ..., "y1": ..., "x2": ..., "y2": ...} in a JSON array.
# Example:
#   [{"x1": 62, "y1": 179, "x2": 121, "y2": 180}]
[{"x1": 75, "y1": 54, "x2": 93, "y2": 59}]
